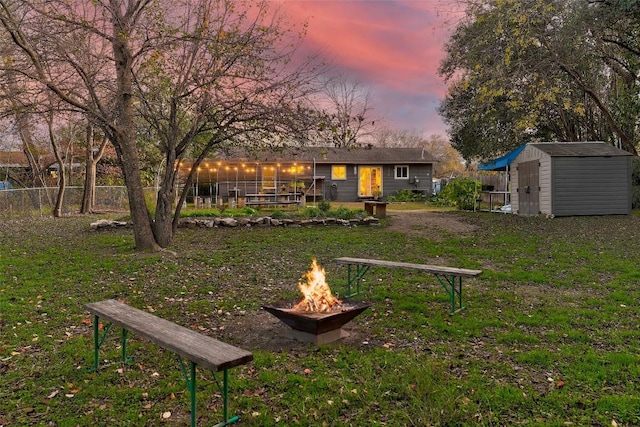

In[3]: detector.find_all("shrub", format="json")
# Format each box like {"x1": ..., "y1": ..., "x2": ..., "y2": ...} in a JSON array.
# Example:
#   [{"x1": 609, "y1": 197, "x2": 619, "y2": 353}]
[
  {"x1": 269, "y1": 209, "x2": 291, "y2": 219},
  {"x1": 327, "y1": 206, "x2": 356, "y2": 220},
  {"x1": 317, "y1": 200, "x2": 331, "y2": 212},
  {"x1": 387, "y1": 189, "x2": 428, "y2": 202},
  {"x1": 438, "y1": 177, "x2": 481, "y2": 210},
  {"x1": 632, "y1": 157, "x2": 640, "y2": 209},
  {"x1": 300, "y1": 207, "x2": 325, "y2": 218},
  {"x1": 633, "y1": 187, "x2": 640, "y2": 210}
]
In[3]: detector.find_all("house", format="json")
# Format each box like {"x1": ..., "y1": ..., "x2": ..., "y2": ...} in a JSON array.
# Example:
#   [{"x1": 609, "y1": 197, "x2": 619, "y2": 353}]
[
  {"x1": 0, "y1": 150, "x2": 81, "y2": 186},
  {"x1": 178, "y1": 146, "x2": 437, "y2": 204},
  {"x1": 482, "y1": 142, "x2": 633, "y2": 216}
]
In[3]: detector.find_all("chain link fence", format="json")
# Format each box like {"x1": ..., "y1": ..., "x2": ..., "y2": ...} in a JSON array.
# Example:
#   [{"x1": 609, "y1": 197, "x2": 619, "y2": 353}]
[{"x1": 0, "y1": 186, "x2": 158, "y2": 218}]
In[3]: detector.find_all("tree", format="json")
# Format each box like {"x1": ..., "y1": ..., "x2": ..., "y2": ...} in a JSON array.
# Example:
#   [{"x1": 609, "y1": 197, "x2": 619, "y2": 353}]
[
  {"x1": 439, "y1": 0, "x2": 640, "y2": 162},
  {"x1": 80, "y1": 123, "x2": 109, "y2": 214},
  {"x1": 316, "y1": 77, "x2": 376, "y2": 147},
  {"x1": 371, "y1": 128, "x2": 465, "y2": 178},
  {"x1": 0, "y1": 0, "x2": 322, "y2": 250},
  {"x1": 0, "y1": 59, "x2": 50, "y2": 191},
  {"x1": 371, "y1": 127, "x2": 424, "y2": 148},
  {"x1": 422, "y1": 135, "x2": 466, "y2": 179},
  {"x1": 132, "y1": 0, "x2": 323, "y2": 247}
]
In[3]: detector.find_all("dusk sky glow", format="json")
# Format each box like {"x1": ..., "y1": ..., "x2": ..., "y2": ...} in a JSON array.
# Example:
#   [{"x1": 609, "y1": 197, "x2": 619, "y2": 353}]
[{"x1": 276, "y1": 0, "x2": 464, "y2": 138}]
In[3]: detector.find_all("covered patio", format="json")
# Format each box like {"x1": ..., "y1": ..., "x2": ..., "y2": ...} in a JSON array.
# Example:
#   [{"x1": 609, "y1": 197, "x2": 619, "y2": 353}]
[{"x1": 177, "y1": 158, "x2": 322, "y2": 208}]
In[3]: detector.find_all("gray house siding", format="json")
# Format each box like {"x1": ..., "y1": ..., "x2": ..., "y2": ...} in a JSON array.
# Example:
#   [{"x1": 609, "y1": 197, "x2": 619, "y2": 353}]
[
  {"x1": 318, "y1": 163, "x2": 433, "y2": 202},
  {"x1": 187, "y1": 147, "x2": 437, "y2": 203},
  {"x1": 551, "y1": 157, "x2": 632, "y2": 216}
]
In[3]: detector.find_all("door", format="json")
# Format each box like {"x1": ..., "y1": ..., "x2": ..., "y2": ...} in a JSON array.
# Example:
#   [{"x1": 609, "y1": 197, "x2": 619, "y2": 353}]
[
  {"x1": 517, "y1": 160, "x2": 539, "y2": 216},
  {"x1": 358, "y1": 166, "x2": 382, "y2": 197}
]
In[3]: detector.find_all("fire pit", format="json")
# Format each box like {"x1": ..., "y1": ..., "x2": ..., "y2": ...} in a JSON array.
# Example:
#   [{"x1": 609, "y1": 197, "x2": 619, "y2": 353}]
[
  {"x1": 262, "y1": 259, "x2": 371, "y2": 344},
  {"x1": 263, "y1": 302, "x2": 371, "y2": 344}
]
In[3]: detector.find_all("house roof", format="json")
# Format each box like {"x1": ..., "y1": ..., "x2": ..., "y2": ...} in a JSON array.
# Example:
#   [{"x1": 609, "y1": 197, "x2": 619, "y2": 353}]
[
  {"x1": 0, "y1": 151, "x2": 29, "y2": 167},
  {"x1": 309, "y1": 147, "x2": 437, "y2": 164},
  {"x1": 0, "y1": 151, "x2": 62, "y2": 167},
  {"x1": 212, "y1": 146, "x2": 437, "y2": 164},
  {"x1": 529, "y1": 142, "x2": 633, "y2": 157}
]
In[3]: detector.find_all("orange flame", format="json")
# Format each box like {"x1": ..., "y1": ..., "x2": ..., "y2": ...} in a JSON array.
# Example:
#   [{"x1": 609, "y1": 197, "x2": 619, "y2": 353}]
[{"x1": 292, "y1": 258, "x2": 342, "y2": 313}]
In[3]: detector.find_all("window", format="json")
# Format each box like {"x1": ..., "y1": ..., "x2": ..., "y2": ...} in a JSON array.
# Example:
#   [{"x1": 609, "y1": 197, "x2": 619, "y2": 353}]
[
  {"x1": 332, "y1": 165, "x2": 347, "y2": 180},
  {"x1": 395, "y1": 165, "x2": 409, "y2": 179}
]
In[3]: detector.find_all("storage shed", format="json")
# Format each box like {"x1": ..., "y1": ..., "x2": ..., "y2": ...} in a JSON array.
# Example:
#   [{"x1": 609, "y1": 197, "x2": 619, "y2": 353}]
[{"x1": 510, "y1": 142, "x2": 633, "y2": 216}]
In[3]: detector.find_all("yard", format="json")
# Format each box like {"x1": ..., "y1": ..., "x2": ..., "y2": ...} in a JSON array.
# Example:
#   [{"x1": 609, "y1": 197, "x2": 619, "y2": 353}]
[{"x1": 1, "y1": 207, "x2": 639, "y2": 426}]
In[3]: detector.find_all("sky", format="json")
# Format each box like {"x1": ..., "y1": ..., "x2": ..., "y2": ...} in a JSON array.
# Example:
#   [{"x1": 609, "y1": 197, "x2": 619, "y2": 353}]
[{"x1": 276, "y1": 0, "x2": 465, "y2": 139}]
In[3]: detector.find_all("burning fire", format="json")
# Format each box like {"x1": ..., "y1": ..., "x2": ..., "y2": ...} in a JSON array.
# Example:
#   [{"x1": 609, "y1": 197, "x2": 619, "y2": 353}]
[{"x1": 292, "y1": 258, "x2": 342, "y2": 313}]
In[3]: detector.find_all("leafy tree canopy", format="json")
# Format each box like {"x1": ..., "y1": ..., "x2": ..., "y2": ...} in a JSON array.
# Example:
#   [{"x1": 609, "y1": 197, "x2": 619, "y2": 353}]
[{"x1": 439, "y1": 0, "x2": 640, "y2": 162}]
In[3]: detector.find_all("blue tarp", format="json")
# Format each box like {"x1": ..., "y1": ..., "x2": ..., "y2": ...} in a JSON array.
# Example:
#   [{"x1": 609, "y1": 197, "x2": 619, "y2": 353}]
[{"x1": 478, "y1": 144, "x2": 526, "y2": 171}]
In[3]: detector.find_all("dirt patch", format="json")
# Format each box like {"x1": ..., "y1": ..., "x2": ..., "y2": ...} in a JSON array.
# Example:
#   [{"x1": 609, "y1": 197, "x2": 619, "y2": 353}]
[
  {"x1": 385, "y1": 209, "x2": 479, "y2": 240},
  {"x1": 220, "y1": 309, "x2": 376, "y2": 352}
]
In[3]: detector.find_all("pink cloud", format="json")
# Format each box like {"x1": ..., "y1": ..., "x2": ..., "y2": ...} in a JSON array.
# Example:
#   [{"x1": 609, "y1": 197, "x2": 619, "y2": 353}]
[{"x1": 275, "y1": 0, "x2": 457, "y2": 136}]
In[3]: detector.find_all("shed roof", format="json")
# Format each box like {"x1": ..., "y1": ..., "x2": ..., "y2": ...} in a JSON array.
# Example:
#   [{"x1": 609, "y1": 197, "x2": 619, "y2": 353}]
[
  {"x1": 529, "y1": 142, "x2": 632, "y2": 157},
  {"x1": 478, "y1": 144, "x2": 526, "y2": 171}
]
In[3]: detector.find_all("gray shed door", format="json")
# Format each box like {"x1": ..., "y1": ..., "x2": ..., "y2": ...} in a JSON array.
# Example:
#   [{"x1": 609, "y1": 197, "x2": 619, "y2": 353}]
[{"x1": 517, "y1": 160, "x2": 540, "y2": 216}]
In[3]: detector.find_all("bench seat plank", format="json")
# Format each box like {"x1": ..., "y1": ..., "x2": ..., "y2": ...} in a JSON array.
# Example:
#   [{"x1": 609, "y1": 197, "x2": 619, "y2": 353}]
[
  {"x1": 334, "y1": 257, "x2": 482, "y2": 278},
  {"x1": 84, "y1": 299, "x2": 253, "y2": 372}
]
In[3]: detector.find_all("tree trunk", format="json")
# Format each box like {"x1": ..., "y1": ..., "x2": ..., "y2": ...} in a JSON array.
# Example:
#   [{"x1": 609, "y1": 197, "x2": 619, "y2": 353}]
[
  {"x1": 81, "y1": 124, "x2": 108, "y2": 214},
  {"x1": 80, "y1": 124, "x2": 95, "y2": 214},
  {"x1": 152, "y1": 152, "x2": 178, "y2": 248},
  {"x1": 48, "y1": 113, "x2": 66, "y2": 217},
  {"x1": 111, "y1": 17, "x2": 160, "y2": 251},
  {"x1": 51, "y1": 143, "x2": 66, "y2": 217}
]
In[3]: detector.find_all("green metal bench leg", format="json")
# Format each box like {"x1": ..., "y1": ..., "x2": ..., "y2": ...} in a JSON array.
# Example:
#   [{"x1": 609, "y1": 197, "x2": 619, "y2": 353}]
[
  {"x1": 213, "y1": 369, "x2": 240, "y2": 427},
  {"x1": 121, "y1": 329, "x2": 131, "y2": 363},
  {"x1": 91, "y1": 315, "x2": 113, "y2": 371},
  {"x1": 179, "y1": 358, "x2": 198, "y2": 427},
  {"x1": 178, "y1": 359, "x2": 240, "y2": 427},
  {"x1": 434, "y1": 274, "x2": 465, "y2": 315},
  {"x1": 345, "y1": 264, "x2": 370, "y2": 297}
]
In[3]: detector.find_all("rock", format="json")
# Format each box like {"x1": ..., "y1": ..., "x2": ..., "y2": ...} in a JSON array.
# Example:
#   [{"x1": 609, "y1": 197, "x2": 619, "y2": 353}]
[
  {"x1": 221, "y1": 218, "x2": 238, "y2": 227},
  {"x1": 90, "y1": 219, "x2": 129, "y2": 229}
]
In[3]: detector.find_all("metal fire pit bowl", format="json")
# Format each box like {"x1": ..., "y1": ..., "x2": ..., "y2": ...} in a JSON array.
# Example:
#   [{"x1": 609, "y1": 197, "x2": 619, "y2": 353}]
[{"x1": 262, "y1": 301, "x2": 371, "y2": 344}]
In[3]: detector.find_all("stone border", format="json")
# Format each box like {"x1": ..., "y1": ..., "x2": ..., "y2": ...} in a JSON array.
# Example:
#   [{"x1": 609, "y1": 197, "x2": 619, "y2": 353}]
[{"x1": 91, "y1": 216, "x2": 380, "y2": 230}]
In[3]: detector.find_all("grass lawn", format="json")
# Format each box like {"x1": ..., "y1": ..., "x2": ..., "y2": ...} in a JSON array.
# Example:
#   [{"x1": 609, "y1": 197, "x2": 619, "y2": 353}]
[{"x1": 1, "y1": 207, "x2": 639, "y2": 426}]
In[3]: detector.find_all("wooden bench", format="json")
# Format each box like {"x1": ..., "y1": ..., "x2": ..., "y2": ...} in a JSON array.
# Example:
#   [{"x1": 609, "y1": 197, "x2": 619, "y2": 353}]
[
  {"x1": 363, "y1": 200, "x2": 388, "y2": 218},
  {"x1": 334, "y1": 257, "x2": 482, "y2": 315},
  {"x1": 84, "y1": 299, "x2": 253, "y2": 427}
]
